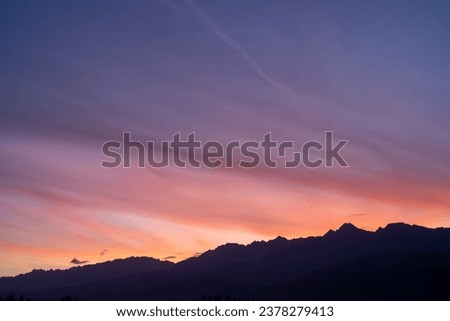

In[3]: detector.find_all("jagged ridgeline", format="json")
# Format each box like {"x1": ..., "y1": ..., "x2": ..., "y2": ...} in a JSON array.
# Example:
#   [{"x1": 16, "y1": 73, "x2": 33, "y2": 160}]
[{"x1": 1, "y1": 223, "x2": 450, "y2": 300}]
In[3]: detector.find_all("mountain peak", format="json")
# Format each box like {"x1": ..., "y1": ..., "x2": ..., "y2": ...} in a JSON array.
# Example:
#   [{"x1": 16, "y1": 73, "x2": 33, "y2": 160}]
[
  {"x1": 272, "y1": 236, "x2": 288, "y2": 242},
  {"x1": 376, "y1": 222, "x2": 430, "y2": 234},
  {"x1": 337, "y1": 223, "x2": 359, "y2": 232},
  {"x1": 324, "y1": 223, "x2": 371, "y2": 239},
  {"x1": 384, "y1": 222, "x2": 413, "y2": 230}
]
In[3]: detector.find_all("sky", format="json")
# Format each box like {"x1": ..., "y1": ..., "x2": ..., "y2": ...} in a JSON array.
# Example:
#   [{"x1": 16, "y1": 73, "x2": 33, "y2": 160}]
[{"x1": 0, "y1": 0, "x2": 449, "y2": 276}]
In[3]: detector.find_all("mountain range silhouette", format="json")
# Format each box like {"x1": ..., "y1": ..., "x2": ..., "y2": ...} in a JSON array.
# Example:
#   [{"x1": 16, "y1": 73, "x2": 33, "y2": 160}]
[{"x1": 1, "y1": 222, "x2": 450, "y2": 300}]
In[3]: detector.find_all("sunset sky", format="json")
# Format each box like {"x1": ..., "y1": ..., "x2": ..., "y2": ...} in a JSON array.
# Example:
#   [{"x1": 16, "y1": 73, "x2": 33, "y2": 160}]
[{"x1": 1, "y1": 0, "x2": 449, "y2": 276}]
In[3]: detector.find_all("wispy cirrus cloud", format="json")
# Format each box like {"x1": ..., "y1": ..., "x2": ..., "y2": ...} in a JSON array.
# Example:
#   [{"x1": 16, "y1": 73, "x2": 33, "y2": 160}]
[
  {"x1": 1, "y1": 0, "x2": 449, "y2": 277},
  {"x1": 183, "y1": 0, "x2": 298, "y2": 99}
]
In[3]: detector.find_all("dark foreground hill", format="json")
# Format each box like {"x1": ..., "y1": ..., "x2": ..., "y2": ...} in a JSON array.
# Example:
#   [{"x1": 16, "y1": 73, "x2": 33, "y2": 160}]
[
  {"x1": 0, "y1": 257, "x2": 174, "y2": 294},
  {"x1": 262, "y1": 251, "x2": 450, "y2": 300},
  {"x1": 1, "y1": 223, "x2": 450, "y2": 300}
]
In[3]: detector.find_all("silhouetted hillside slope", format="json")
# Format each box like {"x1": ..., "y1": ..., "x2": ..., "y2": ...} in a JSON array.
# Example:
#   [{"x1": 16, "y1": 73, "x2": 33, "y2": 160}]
[
  {"x1": 0, "y1": 257, "x2": 174, "y2": 294},
  {"x1": 262, "y1": 251, "x2": 450, "y2": 300}
]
